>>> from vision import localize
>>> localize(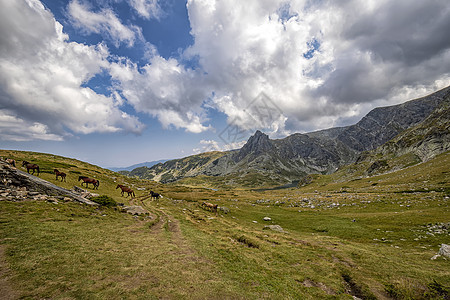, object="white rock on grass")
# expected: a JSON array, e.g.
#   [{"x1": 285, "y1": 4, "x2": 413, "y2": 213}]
[{"x1": 431, "y1": 244, "x2": 450, "y2": 260}]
